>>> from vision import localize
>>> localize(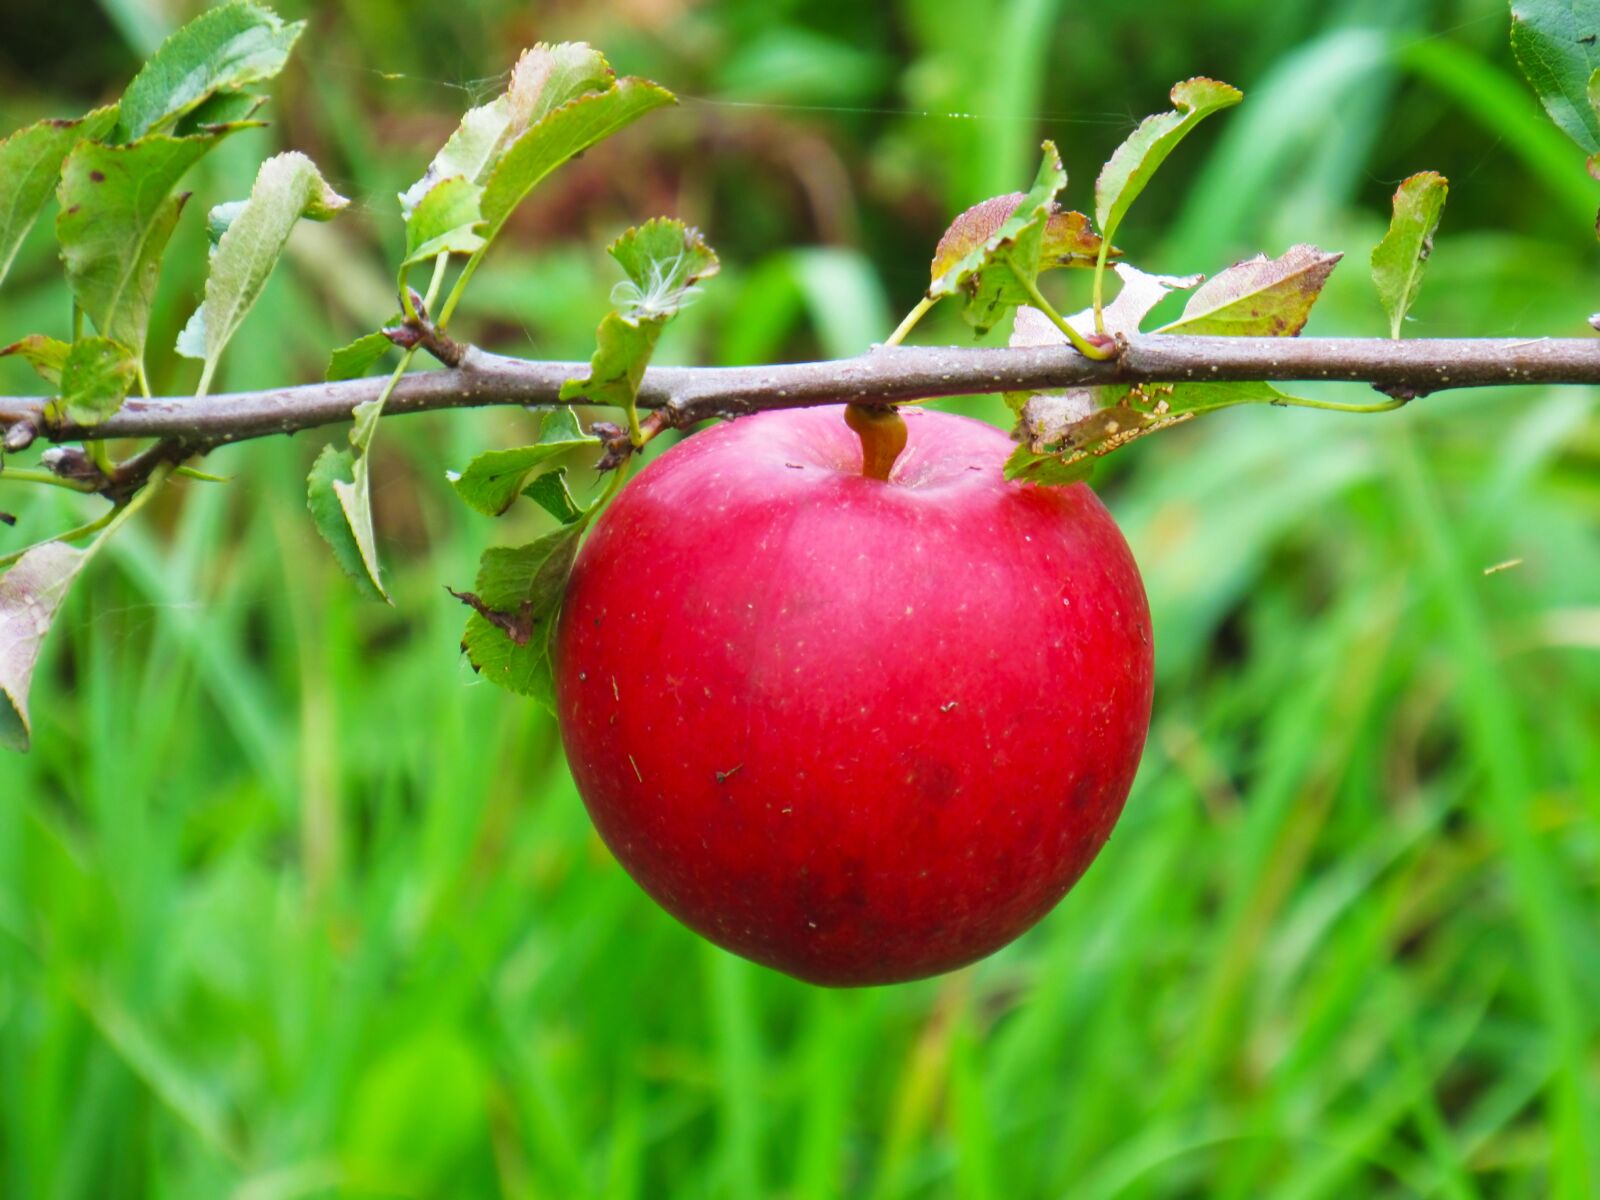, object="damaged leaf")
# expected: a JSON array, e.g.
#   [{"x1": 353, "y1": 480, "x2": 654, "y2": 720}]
[
  {"x1": 1007, "y1": 380, "x2": 1299, "y2": 483},
  {"x1": 929, "y1": 193, "x2": 1113, "y2": 282},
  {"x1": 1, "y1": 335, "x2": 72, "y2": 386},
  {"x1": 928, "y1": 142, "x2": 1068, "y2": 335},
  {"x1": 1157, "y1": 244, "x2": 1341, "y2": 336}
]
